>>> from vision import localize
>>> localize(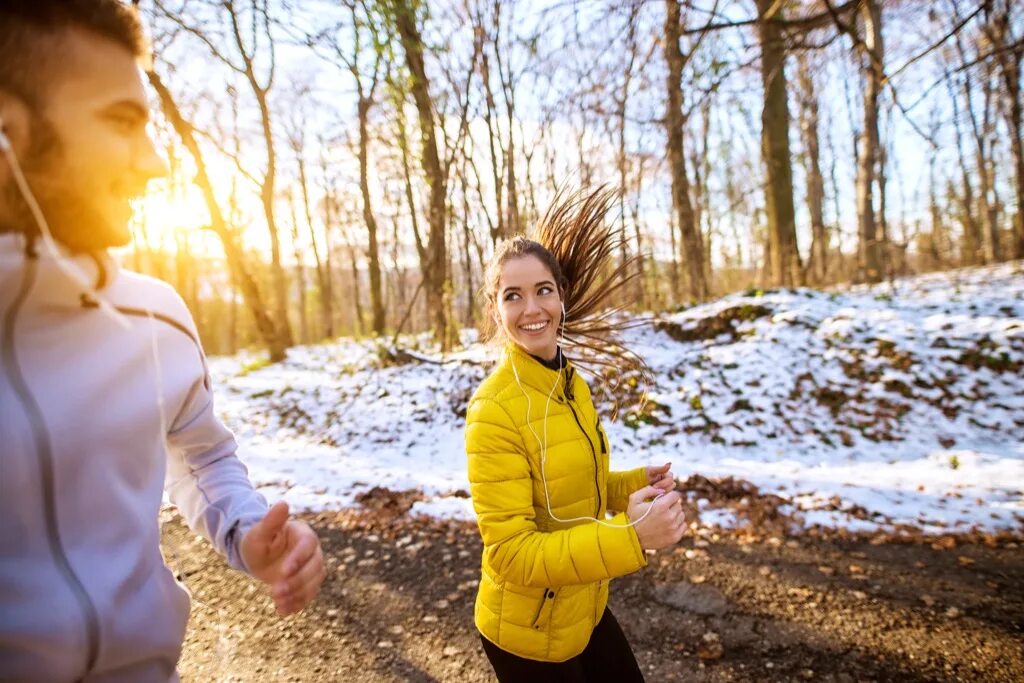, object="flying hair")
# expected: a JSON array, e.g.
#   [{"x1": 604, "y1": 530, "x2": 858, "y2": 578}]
[{"x1": 484, "y1": 186, "x2": 653, "y2": 409}]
